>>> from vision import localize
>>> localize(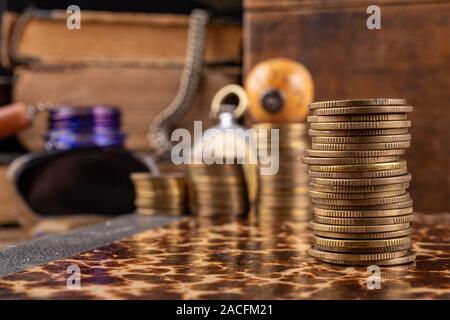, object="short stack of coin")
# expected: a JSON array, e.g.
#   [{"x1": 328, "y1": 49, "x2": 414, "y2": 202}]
[
  {"x1": 188, "y1": 163, "x2": 249, "y2": 217},
  {"x1": 253, "y1": 123, "x2": 311, "y2": 221},
  {"x1": 304, "y1": 99, "x2": 415, "y2": 266},
  {"x1": 130, "y1": 173, "x2": 189, "y2": 216}
]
